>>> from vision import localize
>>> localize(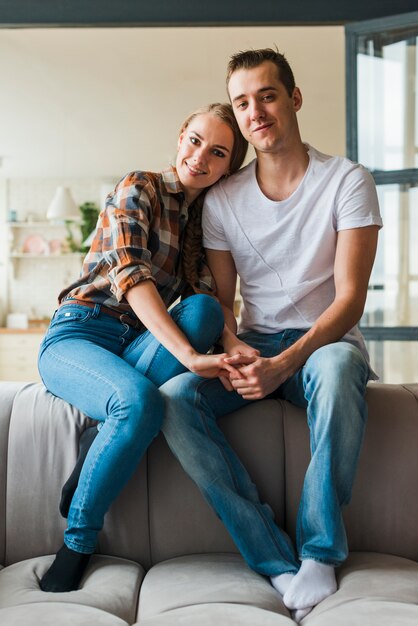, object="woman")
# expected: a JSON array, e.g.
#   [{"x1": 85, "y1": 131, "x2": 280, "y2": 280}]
[{"x1": 38, "y1": 103, "x2": 248, "y2": 593}]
